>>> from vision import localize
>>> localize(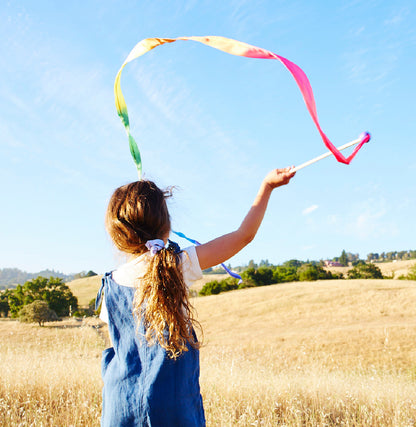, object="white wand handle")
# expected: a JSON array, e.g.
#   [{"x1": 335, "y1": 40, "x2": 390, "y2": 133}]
[{"x1": 292, "y1": 136, "x2": 365, "y2": 172}]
